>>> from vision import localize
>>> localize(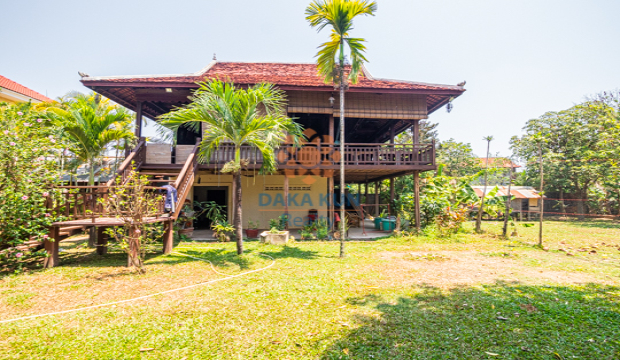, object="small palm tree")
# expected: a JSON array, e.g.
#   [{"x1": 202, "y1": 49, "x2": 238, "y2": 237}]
[
  {"x1": 306, "y1": 0, "x2": 377, "y2": 258},
  {"x1": 160, "y1": 80, "x2": 304, "y2": 255},
  {"x1": 48, "y1": 93, "x2": 135, "y2": 185},
  {"x1": 475, "y1": 135, "x2": 494, "y2": 233}
]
